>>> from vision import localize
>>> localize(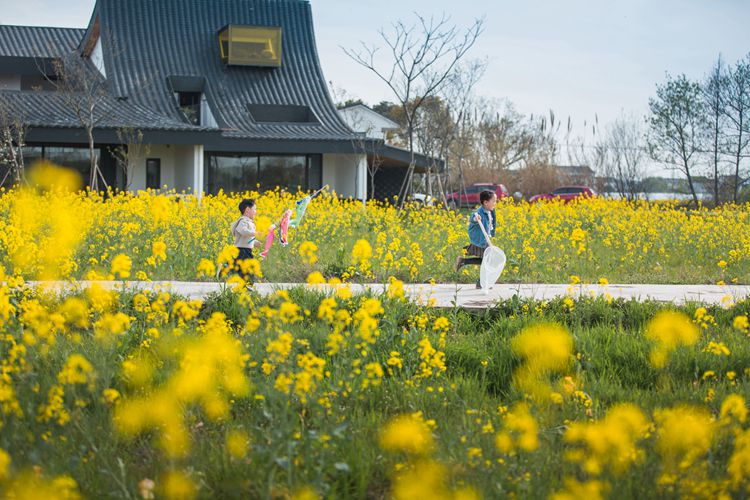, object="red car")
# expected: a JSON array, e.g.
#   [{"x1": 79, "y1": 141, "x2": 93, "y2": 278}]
[
  {"x1": 529, "y1": 186, "x2": 597, "y2": 203},
  {"x1": 445, "y1": 183, "x2": 508, "y2": 208}
]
